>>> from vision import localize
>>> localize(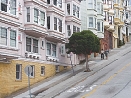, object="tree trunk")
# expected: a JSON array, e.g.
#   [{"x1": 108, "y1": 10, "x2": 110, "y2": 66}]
[{"x1": 85, "y1": 54, "x2": 91, "y2": 72}]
